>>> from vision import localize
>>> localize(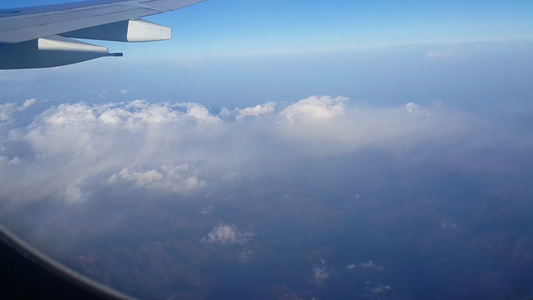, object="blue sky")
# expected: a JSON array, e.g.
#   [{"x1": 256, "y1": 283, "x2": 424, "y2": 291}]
[
  {"x1": 1, "y1": 0, "x2": 533, "y2": 109},
  {"x1": 4, "y1": 0, "x2": 533, "y2": 57}
]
